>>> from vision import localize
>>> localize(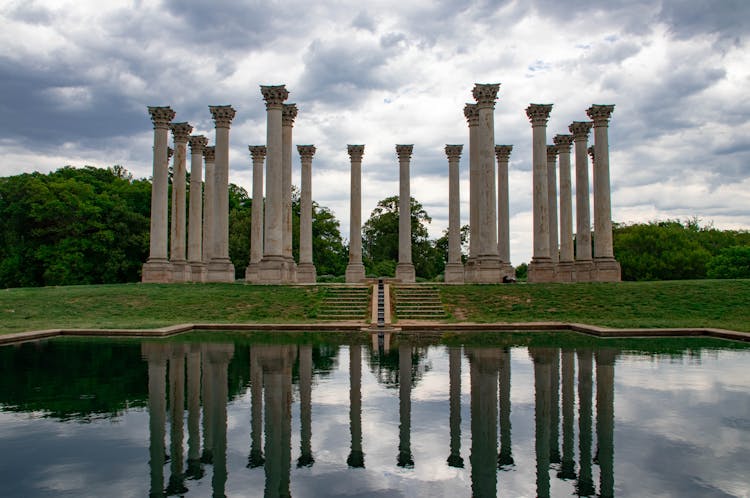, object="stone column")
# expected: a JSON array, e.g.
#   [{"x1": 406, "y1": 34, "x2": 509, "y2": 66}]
[
  {"x1": 569, "y1": 121, "x2": 593, "y2": 282},
  {"x1": 444, "y1": 145, "x2": 465, "y2": 284},
  {"x1": 463, "y1": 104, "x2": 479, "y2": 282},
  {"x1": 202, "y1": 146, "x2": 215, "y2": 265},
  {"x1": 596, "y1": 349, "x2": 617, "y2": 498},
  {"x1": 188, "y1": 135, "x2": 208, "y2": 282},
  {"x1": 586, "y1": 104, "x2": 621, "y2": 282},
  {"x1": 495, "y1": 145, "x2": 515, "y2": 277},
  {"x1": 576, "y1": 349, "x2": 595, "y2": 496},
  {"x1": 546, "y1": 145, "x2": 560, "y2": 268},
  {"x1": 470, "y1": 83, "x2": 502, "y2": 283},
  {"x1": 298, "y1": 344, "x2": 314, "y2": 467},
  {"x1": 558, "y1": 350, "x2": 576, "y2": 480},
  {"x1": 206, "y1": 105, "x2": 236, "y2": 282},
  {"x1": 167, "y1": 345, "x2": 187, "y2": 495},
  {"x1": 142, "y1": 106, "x2": 175, "y2": 283},
  {"x1": 397, "y1": 342, "x2": 413, "y2": 467},
  {"x1": 526, "y1": 104, "x2": 555, "y2": 282},
  {"x1": 467, "y1": 348, "x2": 500, "y2": 497},
  {"x1": 169, "y1": 122, "x2": 192, "y2": 282},
  {"x1": 447, "y1": 347, "x2": 463, "y2": 467},
  {"x1": 245, "y1": 146, "x2": 267, "y2": 282},
  {"x1": 345, "y1": 145, "x2": 366, "y2": 283},
  {"x1": 258, "y1": 85, "x2": 292, "y2": 283},
  {"x1": 395, "y1": 144, "x2": 416, "y2": 283},
  {"x1": 347, "y1": 344, "x2": 365, "y2": 468},
  {"x1": 282, "y1": 104, "x2": 298, "y2": 280},
  {"x1": 297, "y1": 145, "x2": 317, "y2": 283},
  {"x1": 553, "y1": 134, "x2": 575, "y2": 282}
]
